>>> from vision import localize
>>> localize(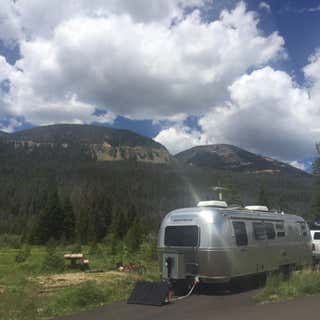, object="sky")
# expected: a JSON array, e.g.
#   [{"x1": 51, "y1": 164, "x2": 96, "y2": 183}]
[{"x1": 0, "y1": 0, "x2": 320, "y2": 170}]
